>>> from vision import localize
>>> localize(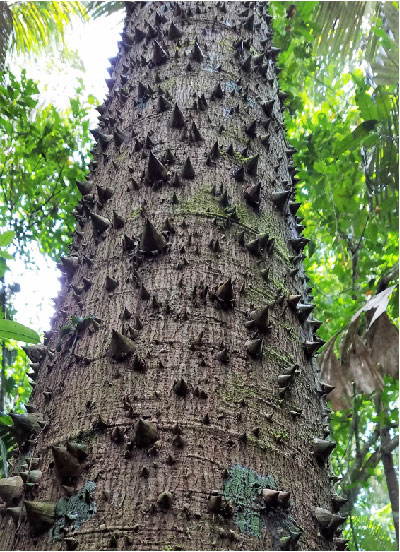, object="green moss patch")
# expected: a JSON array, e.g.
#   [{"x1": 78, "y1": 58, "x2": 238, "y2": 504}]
[{"x1": 51, "y1": 481, "x2": 97, "y2": 540}]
